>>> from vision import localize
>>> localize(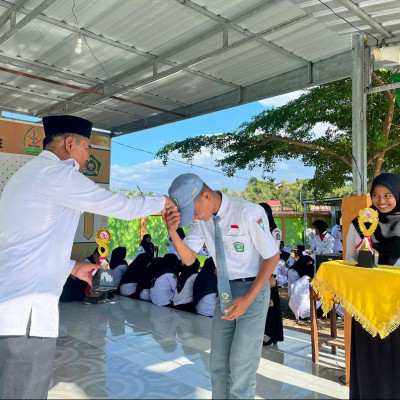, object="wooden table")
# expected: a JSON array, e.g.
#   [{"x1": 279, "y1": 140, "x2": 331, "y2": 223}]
[
  {"x1": 310, "y1": 260, "x2": 400, "y2": 388},
  {"x1": 309, "y1": 286, "x2": 351, "y2": 386}
]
